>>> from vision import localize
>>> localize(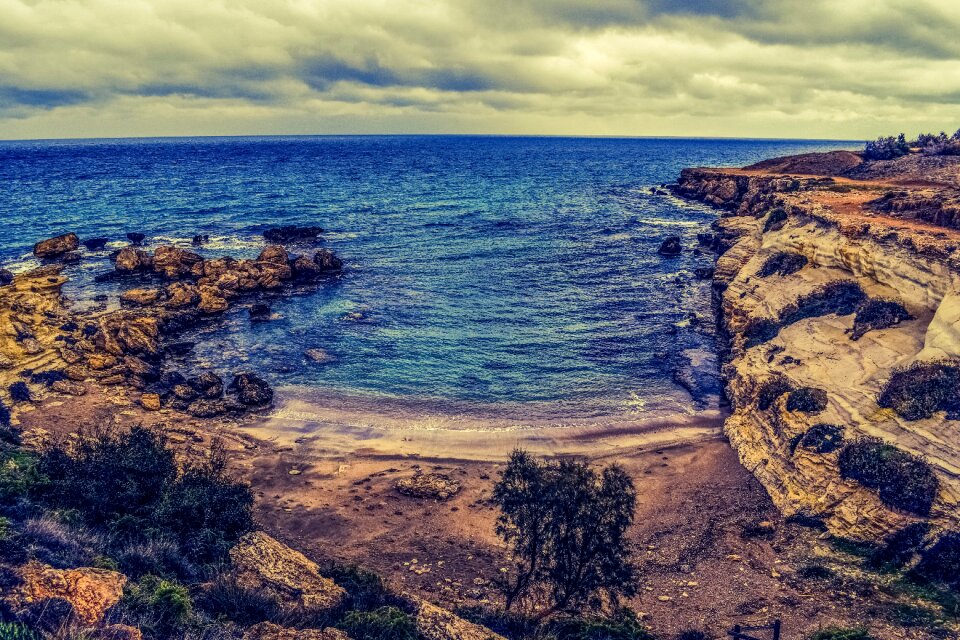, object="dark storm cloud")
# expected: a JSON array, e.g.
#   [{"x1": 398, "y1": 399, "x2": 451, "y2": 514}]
[{"x1": 0, "y1": 0, "x2": 958, "y2": 139}]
